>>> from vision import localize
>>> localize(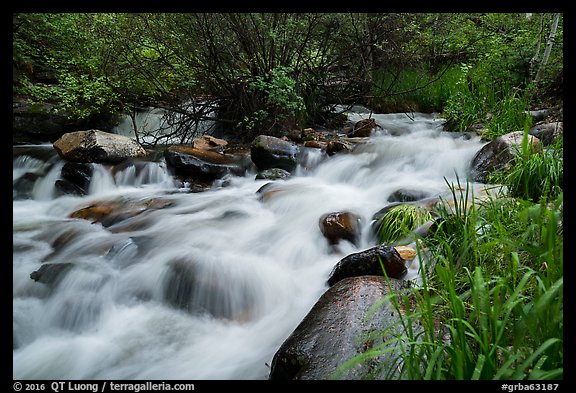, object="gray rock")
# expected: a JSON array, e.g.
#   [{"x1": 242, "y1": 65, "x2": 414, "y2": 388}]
[
  {"x1": 387, "y1": 188, "x2": 431, "y2": 203},
  {"x1": 469, "y1": 131, "x2": 540, "y2": 183},
  {"x1": 250, "y1": 135, "x2": 300, "y2": 172},
  {"x1": 527, "y1": 109, "x2": 549, "y2": 122},
  {"x1": 529, "y1": 122, "x2": 563, "y2": 146}
]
